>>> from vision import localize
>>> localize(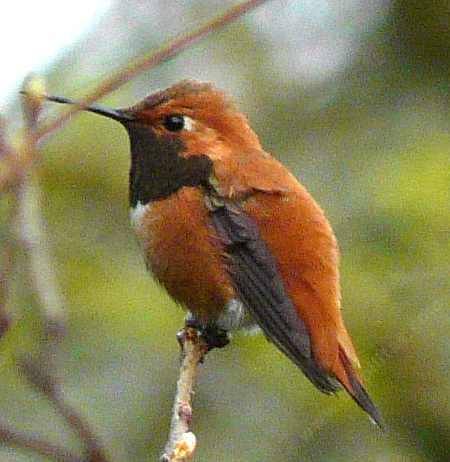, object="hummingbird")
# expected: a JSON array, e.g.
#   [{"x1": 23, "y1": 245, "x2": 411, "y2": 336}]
[{"x1": 46, "y1": 80, "x2": 382, "y2": 427}]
